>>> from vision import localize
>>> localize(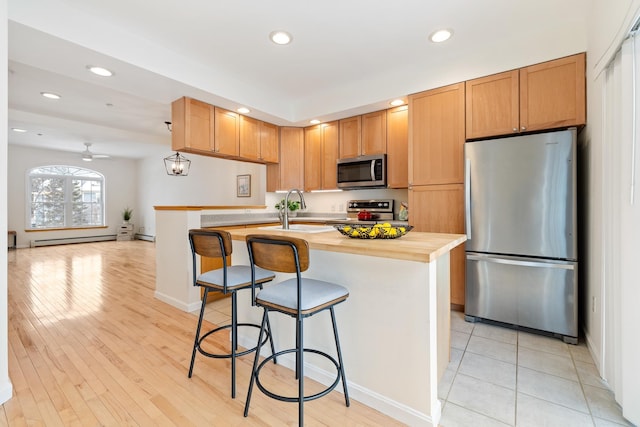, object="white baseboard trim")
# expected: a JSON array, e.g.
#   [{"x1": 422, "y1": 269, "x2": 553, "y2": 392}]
[
  {"x1": 237, "y1": 335, "x2": 438, "y2": 427},
  {"x1": 154, "y1": 291, "x2": 201, "y2": 313},
  {"x1": 0, "y1": 380, "x2": 13, "y2": 405}
]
